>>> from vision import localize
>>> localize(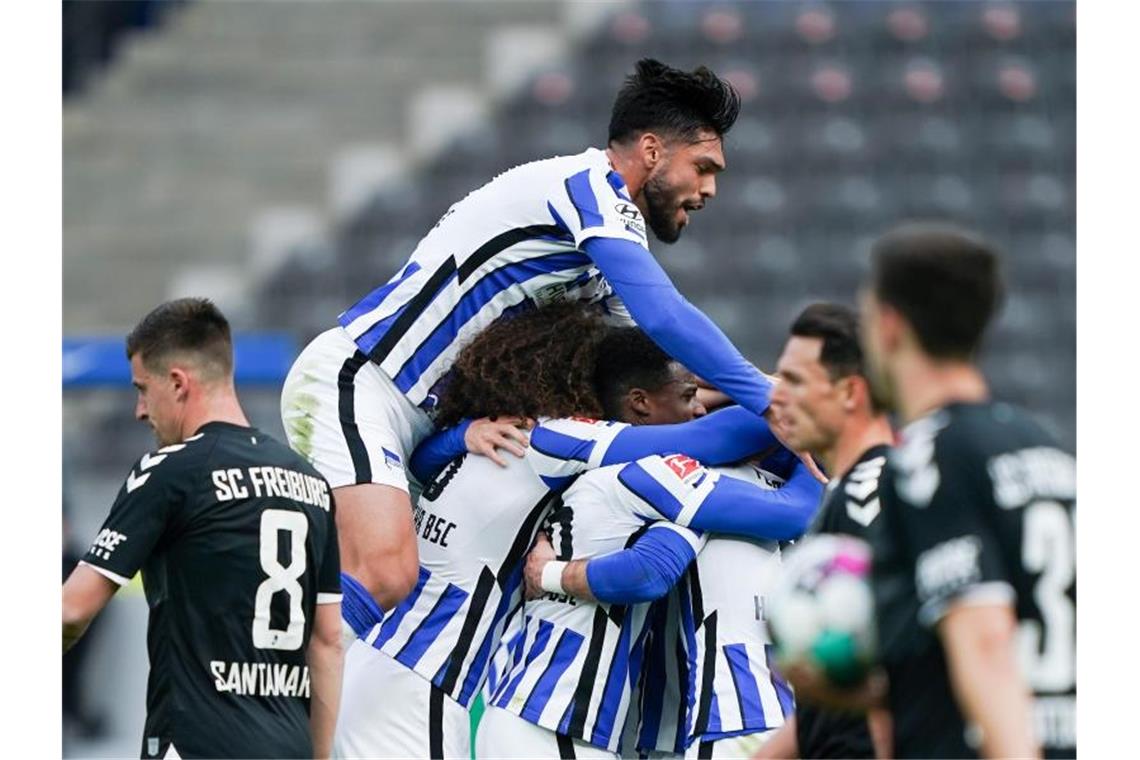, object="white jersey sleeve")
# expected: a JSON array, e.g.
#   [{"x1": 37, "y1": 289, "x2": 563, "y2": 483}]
[
  {"x1": 546, "y1": 161, "x2": 650, "y2": 250},
  {"x1": 525, "y1": 416, "x2": 630, "y2": 481},
  {"x1": 615, "y1": 454, "x2": 723, "y2": 528}
]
